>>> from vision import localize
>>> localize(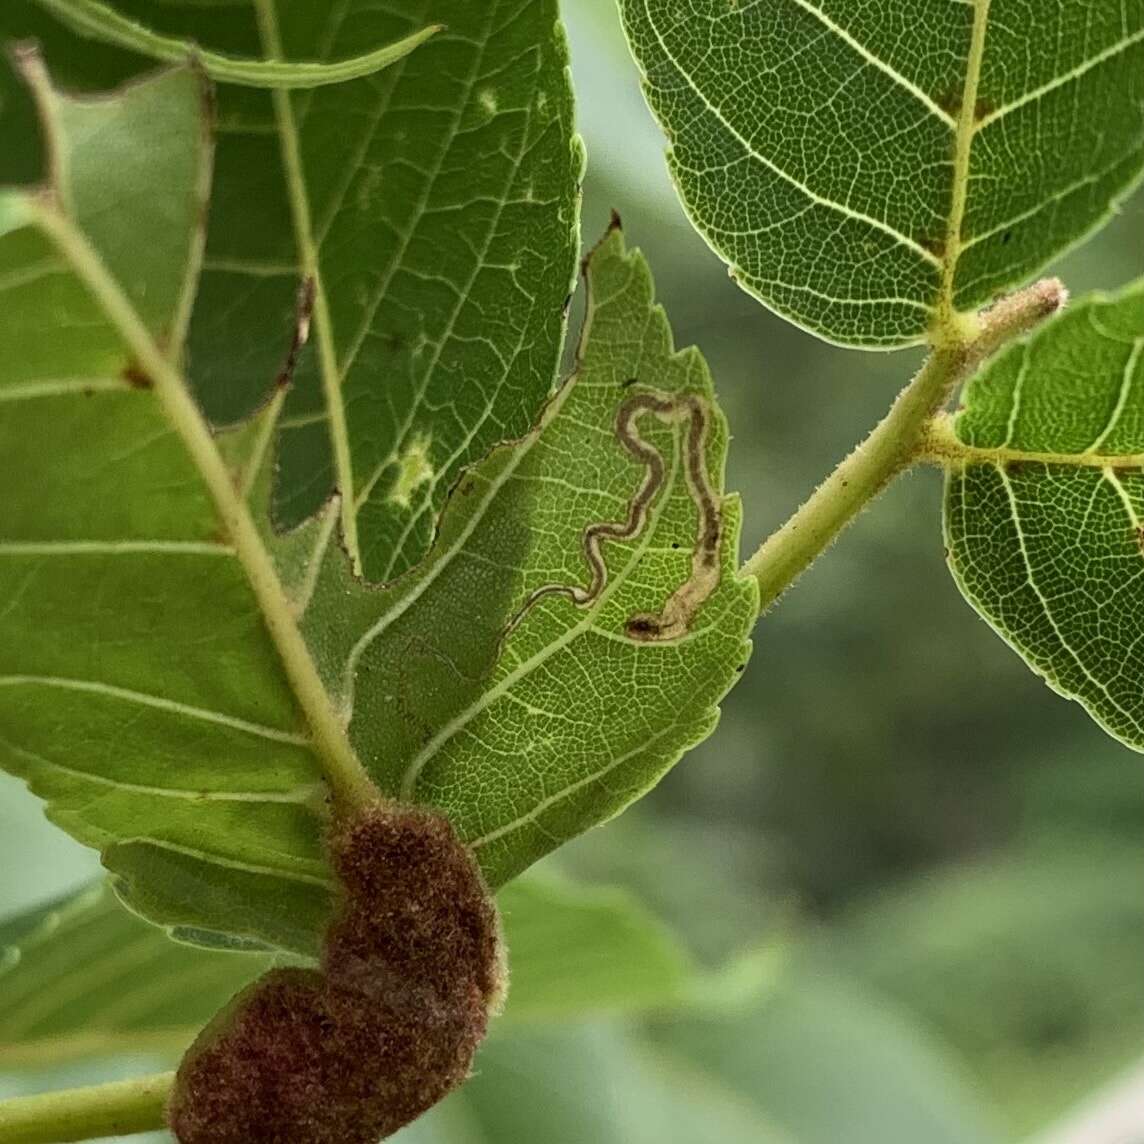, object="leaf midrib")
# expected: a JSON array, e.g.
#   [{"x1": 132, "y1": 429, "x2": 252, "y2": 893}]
[
  {"x1": 23, "y1": 191, "x2": 374, "y2": 812},
  {"x1": 641, "y1": 0, "x2": 1121, "y2": 343},
  {"x1": 934, "y1": 0, "x2": 990, "y2": 339},
  {"x1": 256, "y1": 0, "x2": 511, "y2": 585},
  {"x1": 924, "y1": 329, "x2": 1144, "y2": 466}
]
